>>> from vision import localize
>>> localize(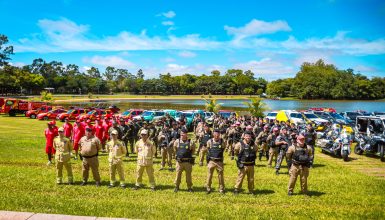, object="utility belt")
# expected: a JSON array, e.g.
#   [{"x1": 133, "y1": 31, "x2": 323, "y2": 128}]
[
  {"x1": 292, "y1": 160, "x2": 310, "y2": 167},
  {"x1": 176, "y1": 157, "x2": 195, "y2": 164},
  {"x1": 81, "y1": 153, "x2": 98, "y2": 159},
  {"x1": 209, "y1": 157, "x2": 223, "y2": 162}
]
